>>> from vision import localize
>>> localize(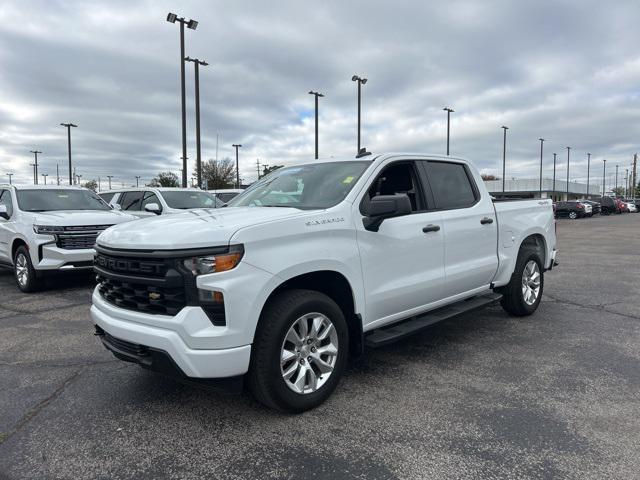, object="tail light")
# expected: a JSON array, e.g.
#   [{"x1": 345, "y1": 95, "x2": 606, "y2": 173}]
[{"x1": 576, "y1": 203, "x2": 584, "y2": 209}]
